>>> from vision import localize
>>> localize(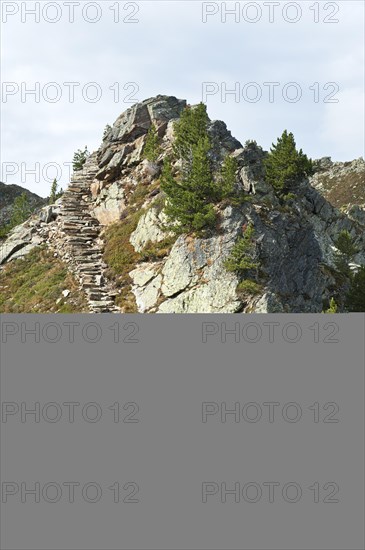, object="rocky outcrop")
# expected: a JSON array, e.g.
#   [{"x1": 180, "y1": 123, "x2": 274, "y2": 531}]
[
  {"x1": 1, "y1": 95, "x2": 364, "y2": 313},
  {"x1": 310, "y1": 157, "x2": 365, "y2": 209},
  {"x1": 0, "y1": 204, "x2": 59, "y2": 265}
]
